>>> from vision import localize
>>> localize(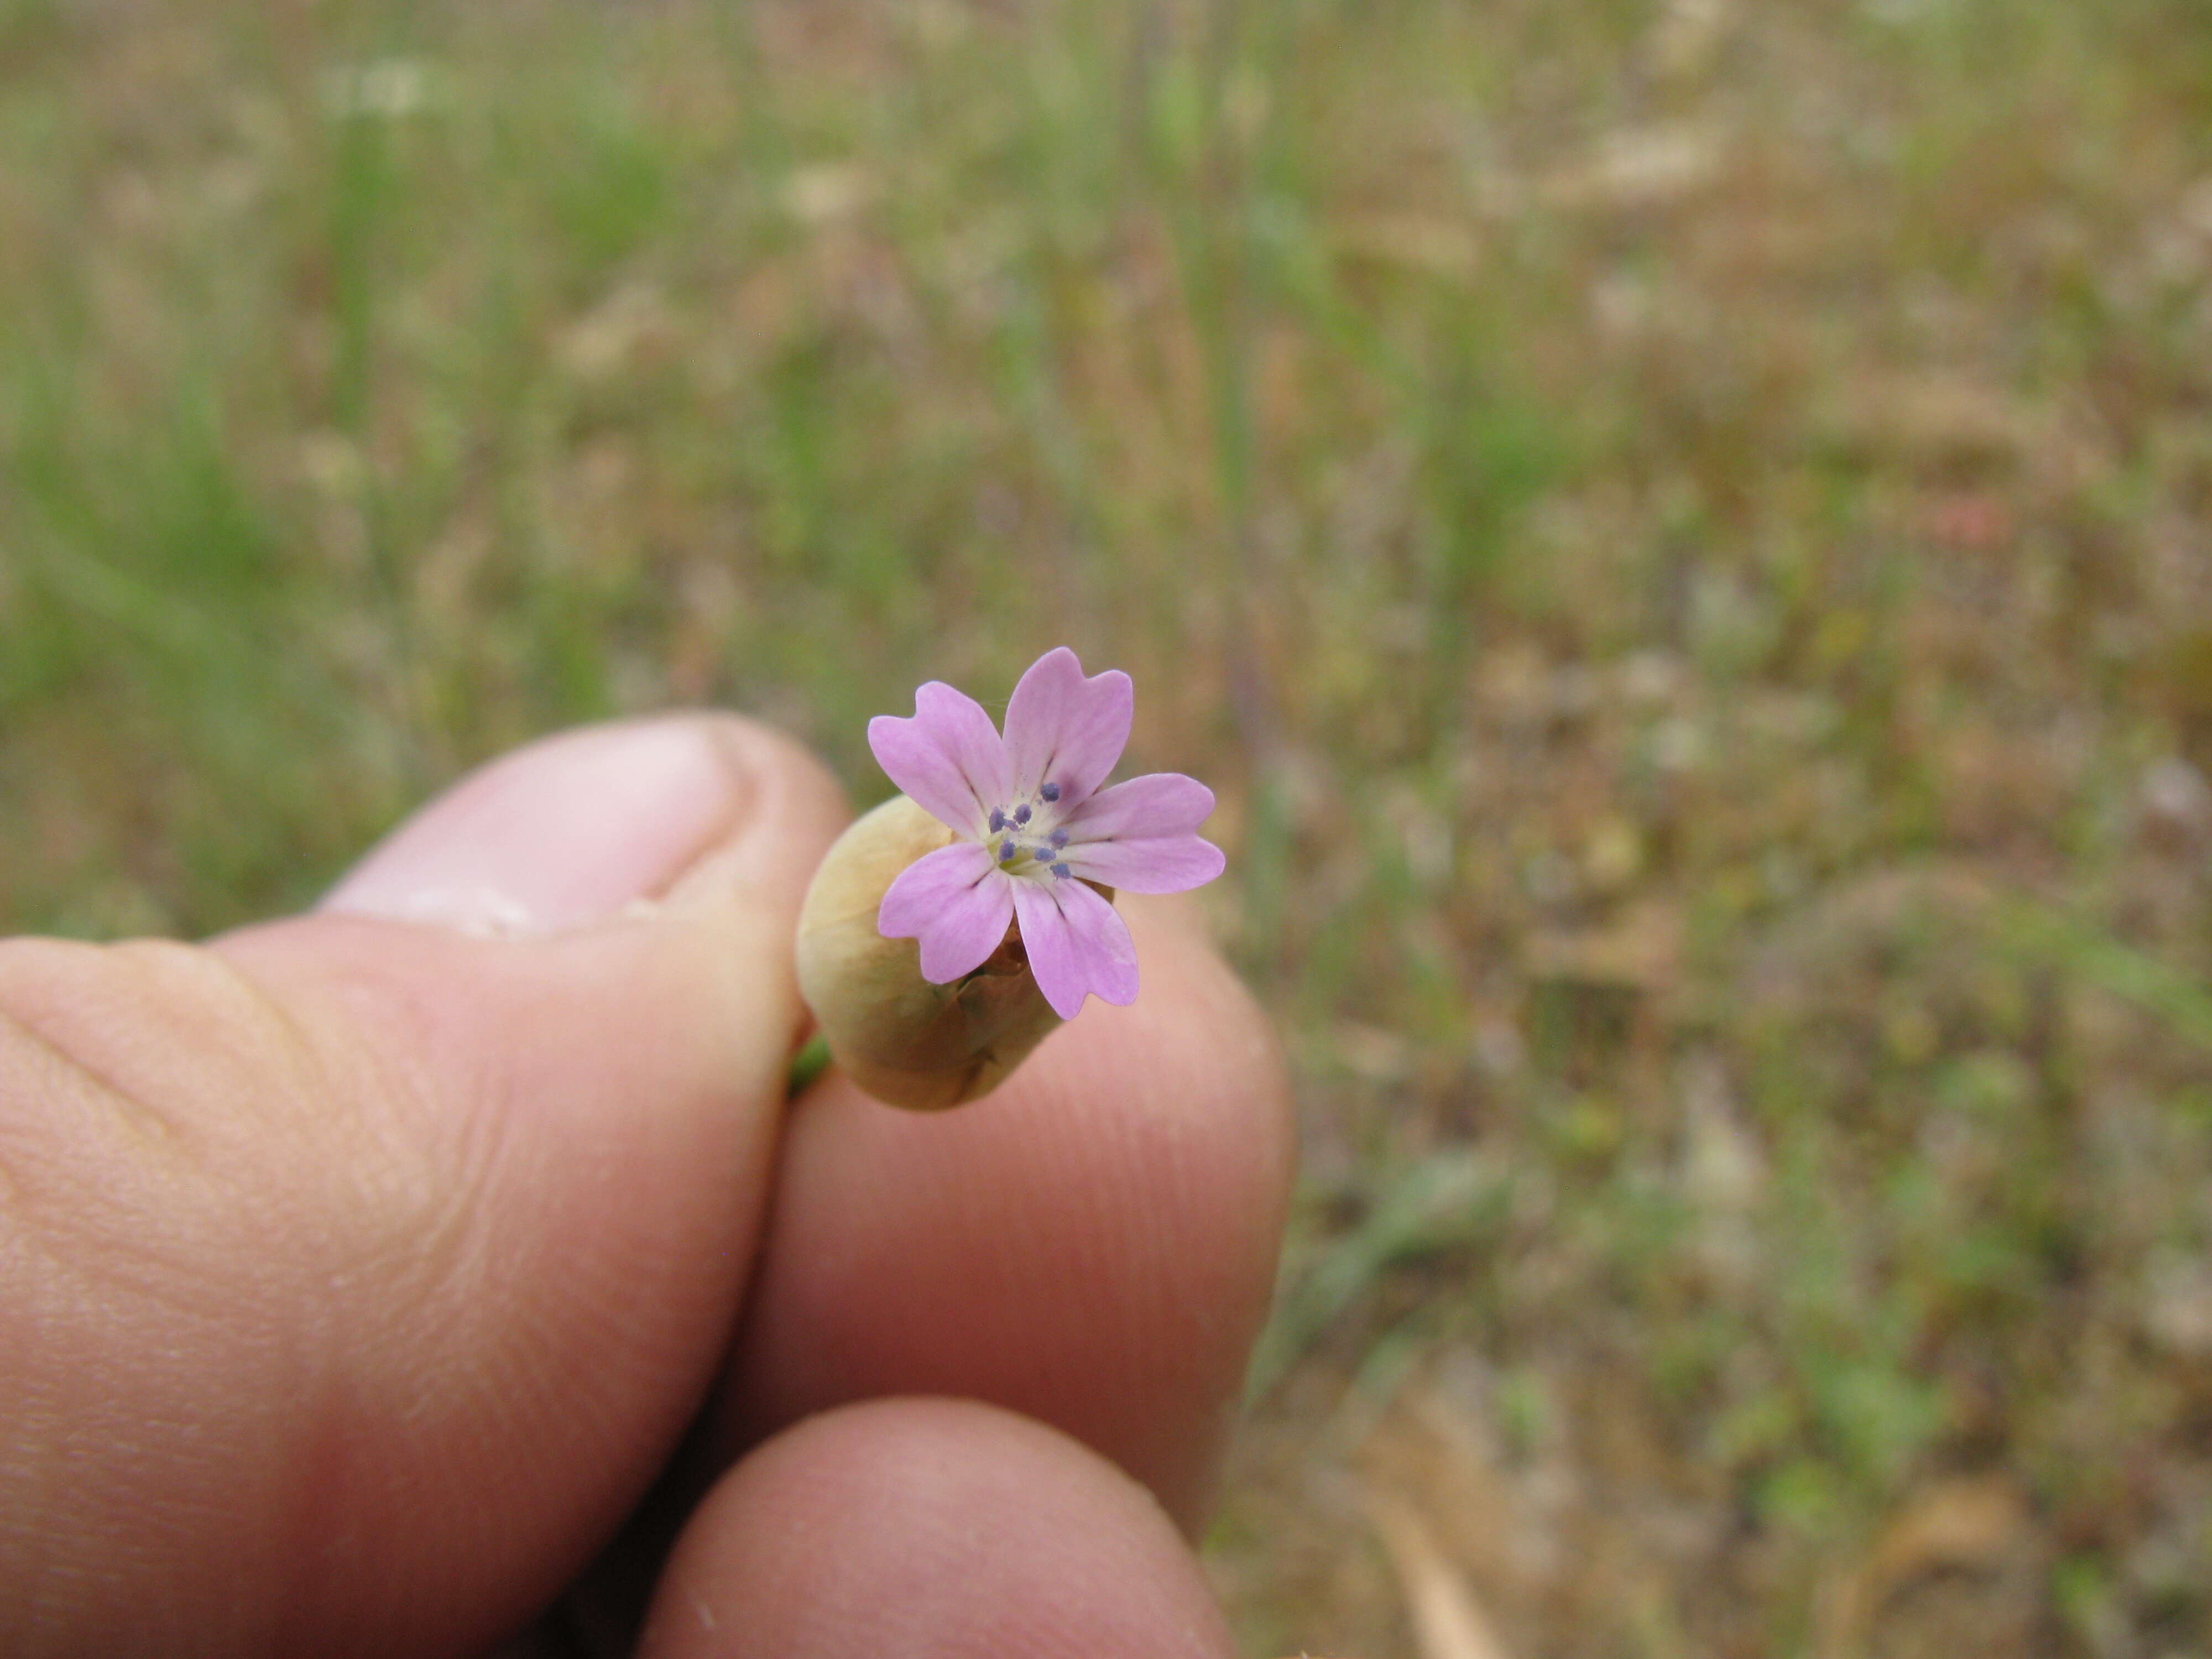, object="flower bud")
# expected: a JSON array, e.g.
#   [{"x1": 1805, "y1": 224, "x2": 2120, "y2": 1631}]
[{"x1": 795, "y1": 794, "x2": 1067, "y2": 1110}]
